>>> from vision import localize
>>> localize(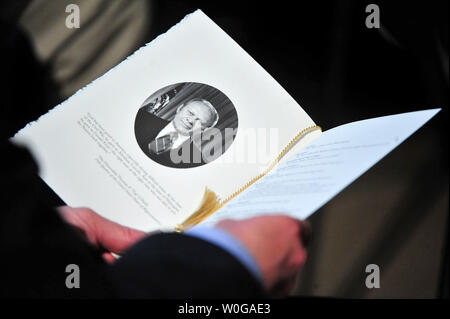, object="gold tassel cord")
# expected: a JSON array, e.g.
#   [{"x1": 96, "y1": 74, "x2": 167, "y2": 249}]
[
  {"x1": 175, "y1": 125, "x2": 322, "y2": 232},
  {"x1": 174, "y1": 188, "x2": 220, "y2": 232}
]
